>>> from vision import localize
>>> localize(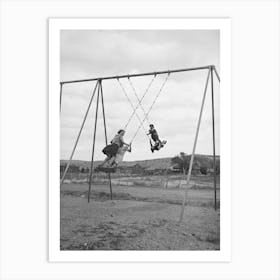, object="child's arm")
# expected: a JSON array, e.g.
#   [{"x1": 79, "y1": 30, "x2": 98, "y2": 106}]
[
  {"x1": 123, "y1": 141, "x2": 132, "y2": 148},
  {"x1": 120, "y1": 136, "x2": 130, "y2": 147},
  {"x1": 127, "y1": 143, "x2": 132, "y2": 152}
]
